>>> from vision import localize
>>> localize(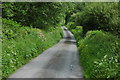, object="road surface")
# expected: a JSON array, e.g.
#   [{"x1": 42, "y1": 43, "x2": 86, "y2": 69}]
[{"x1": 9, "y1": 26, "x2": 83, "y2": 78}]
